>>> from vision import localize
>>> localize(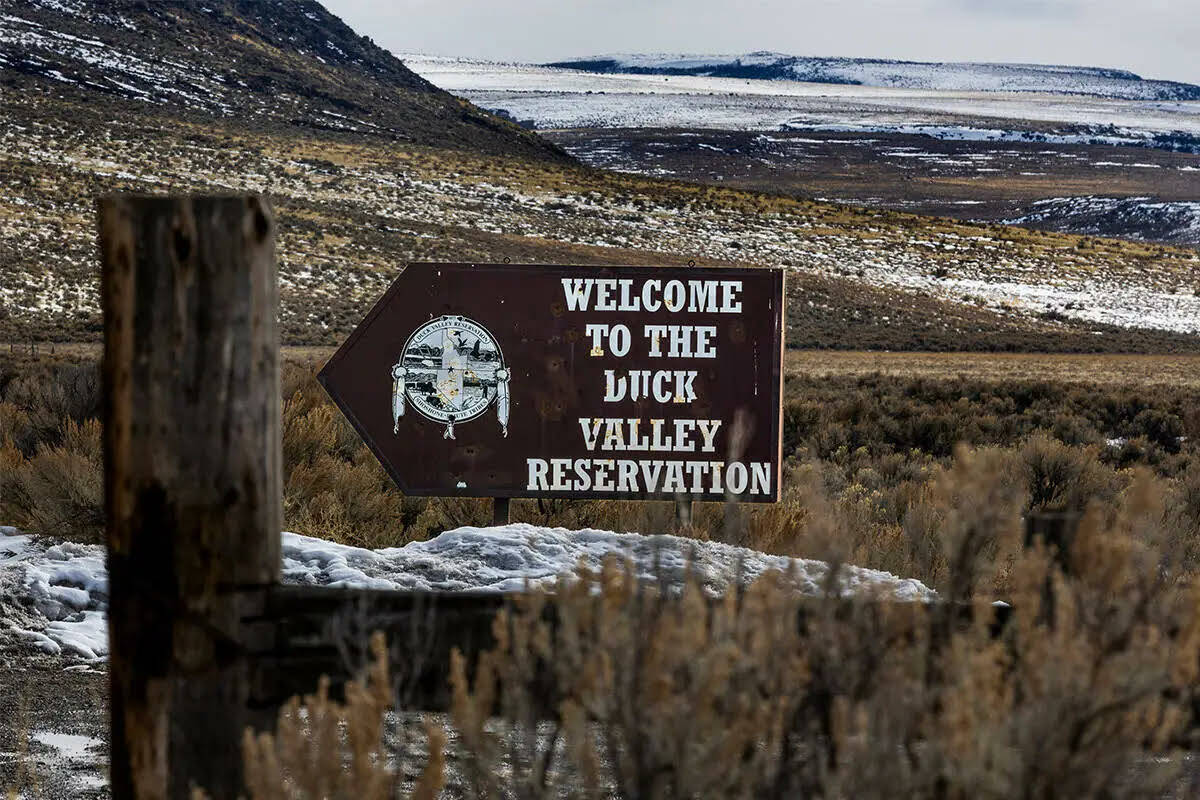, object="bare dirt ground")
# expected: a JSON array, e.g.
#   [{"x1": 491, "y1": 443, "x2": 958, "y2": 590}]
[{"x1": 0, "y1": 658, "x2": 108, "y2": 799}]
